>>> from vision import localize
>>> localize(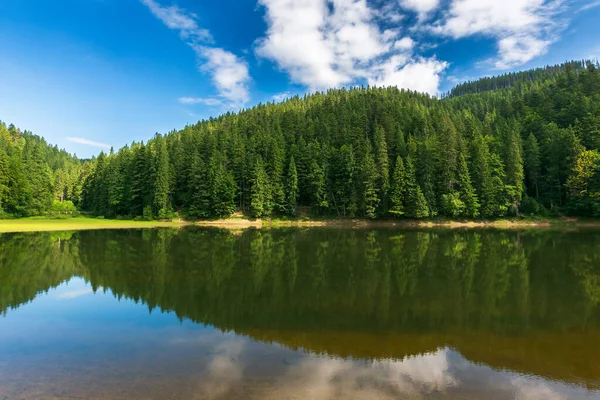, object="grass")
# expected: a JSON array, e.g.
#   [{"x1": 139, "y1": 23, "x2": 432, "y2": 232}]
[{"x1": 0, "y1": 216, "x2": 187, "y2": 233}]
